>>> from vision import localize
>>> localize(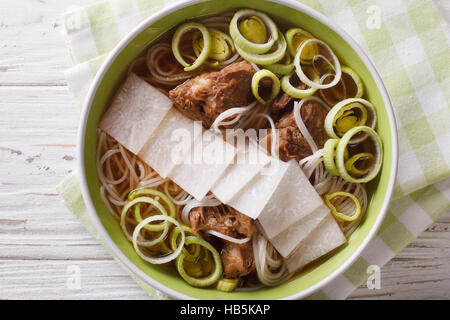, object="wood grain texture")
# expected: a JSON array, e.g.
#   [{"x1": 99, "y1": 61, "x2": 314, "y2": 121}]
[{"x1": 0, "y1": 0, "x2": 449, "y2": 300}]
